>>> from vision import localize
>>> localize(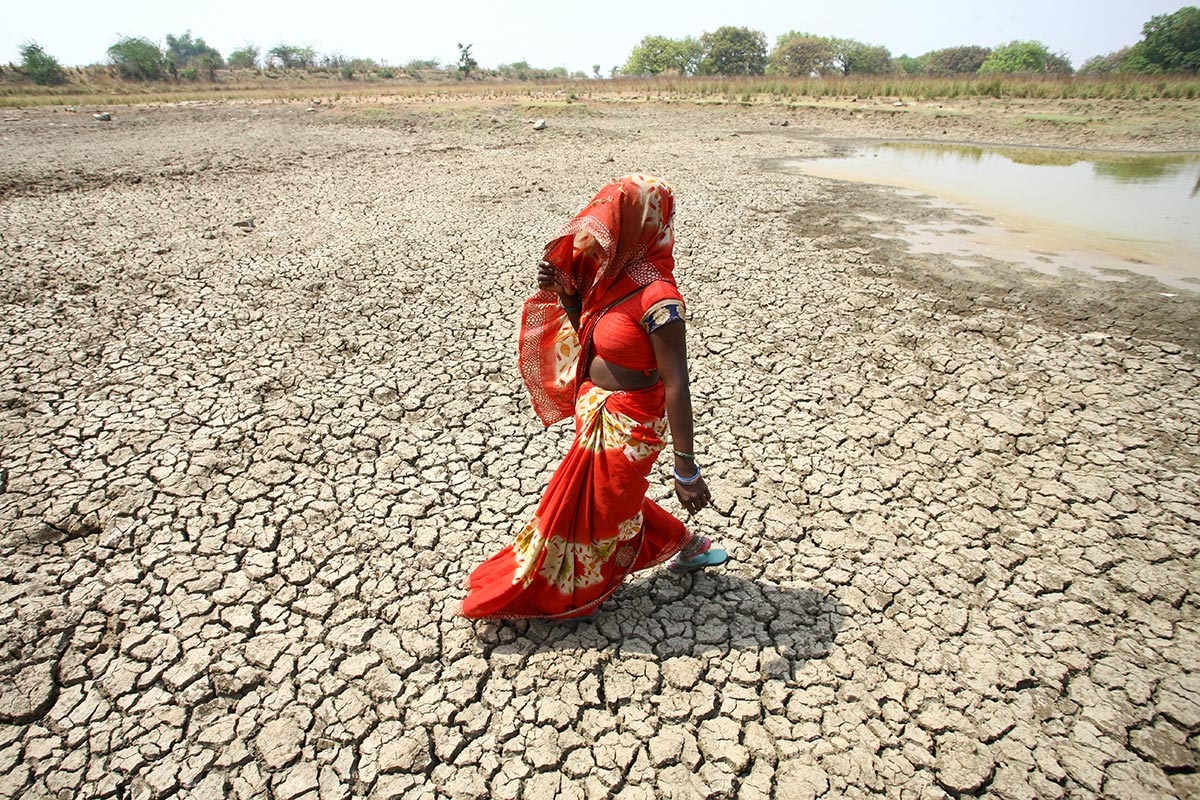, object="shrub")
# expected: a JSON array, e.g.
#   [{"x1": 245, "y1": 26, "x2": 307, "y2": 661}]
[
  {"x1": 923, "y1": 46, "x2": 991, "y2": 76},
  {"x1": 266, "y1": 44, "x2": 316, "y2": 69},
  {"x1": 227, "y1": 45, "x2": 260, "y2": 70},
  {"x1": 404, "y1": 58, "x2": 440, "y2": 72},
  {"x1": 1079, "y1": 49, "x2": 1128, "y2": 76},
  {"x1": 165, "y1": 32, "x2": 222, "y2": 70},
  {"x1": 978, "y1": 41, "x2": 1072, "y2": 75},
  {"x1": 896, "y1": 54, "x2": 928, "y2": 76},
  {"x1": 20, "y1": 41, "x2": 67, "y2": 85},
  {"x1": 108, "y1": 36, "x2": 165, "y2": 81}
]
